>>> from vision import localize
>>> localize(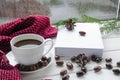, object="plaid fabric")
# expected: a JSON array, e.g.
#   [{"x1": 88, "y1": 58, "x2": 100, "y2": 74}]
[
  {"x1": 0, "y1": 15, "x2": 58, "y2": 53},
  {"x1": 0, "y1": 50, "x2": 22, "y2": 80}
]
